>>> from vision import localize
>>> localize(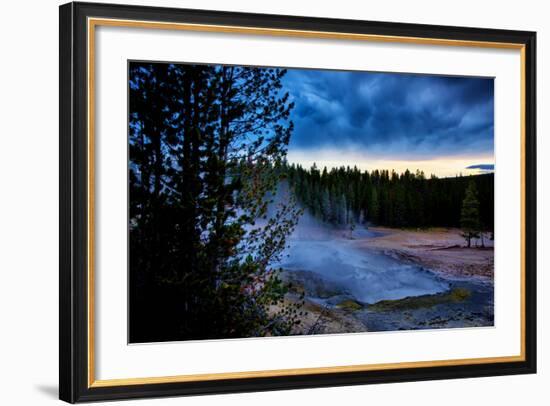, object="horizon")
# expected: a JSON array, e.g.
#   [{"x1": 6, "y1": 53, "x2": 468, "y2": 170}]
[
  {"x1": 282, "y1": 69, "x2": 494, "y2": 178},
  {"x1": 285, "y1": 159, "x2": 494, "y2": 179}
]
